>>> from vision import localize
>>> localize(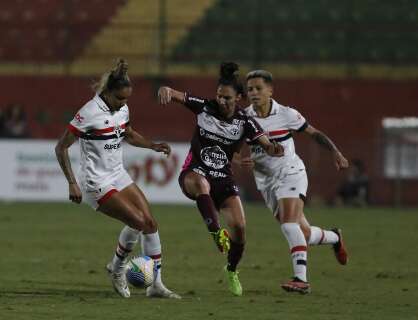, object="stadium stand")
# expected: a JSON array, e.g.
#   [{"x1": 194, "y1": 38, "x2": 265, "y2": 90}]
[
  {"x1": 171, "y1": 0, "x2": 418, "y2": 65},
  {"x1": 72, "y1": 0, "x2": 215, "y2": 74},
  {"x1": 0, "y1": 0, "x2": 125, "y2": 63}
]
